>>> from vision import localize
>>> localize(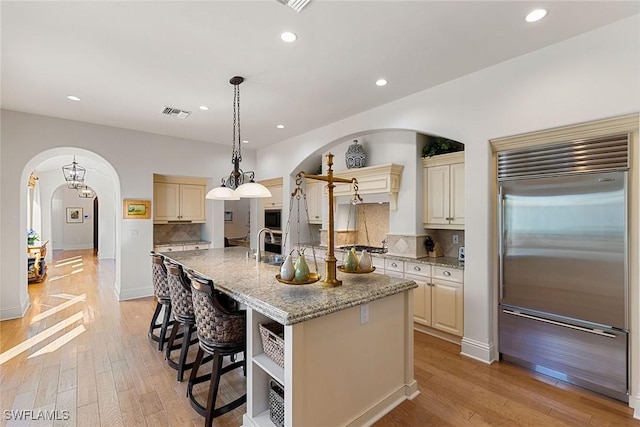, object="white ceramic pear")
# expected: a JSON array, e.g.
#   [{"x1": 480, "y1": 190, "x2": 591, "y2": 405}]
[
  {"x1": 358, "y1": 249, "x2": 372, "y2": 272},
  {"x1": 280, "y1": 254, "x2": 295, "y2": 281}
]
